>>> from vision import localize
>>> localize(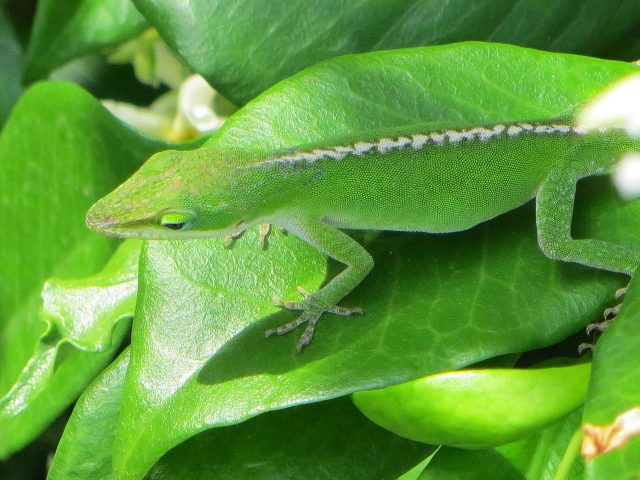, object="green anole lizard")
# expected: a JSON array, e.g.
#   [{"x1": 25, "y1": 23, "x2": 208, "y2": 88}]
[{"x1": 86, "y1": 119, "x2": 640, "y2": 351}]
